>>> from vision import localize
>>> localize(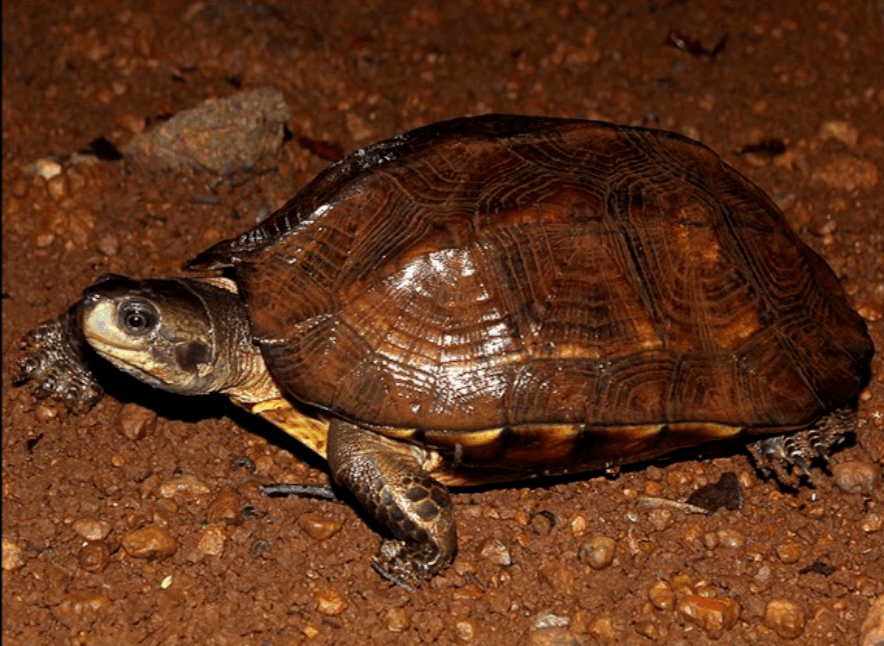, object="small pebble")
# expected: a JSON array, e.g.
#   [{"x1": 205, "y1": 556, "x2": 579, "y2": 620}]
[
  {"x1": 776, "y1": 542, "x2": 803, "y2": 563},
  {"x1": 647, "y1": 507, "x2": 674, "y2": 531},
  {"x1": 35, "y1": 233, "x2": 55, "y2": 249},
  {"x1": 455, "y1": 620, "x2": 474, "y2": 642},
  {"x1": 98, "y1": 234, "x2": 120, "y2": 256},
  {"x1": 519, "y1": 612, "x2": 577, "y2": 646},
  {"x1": 763, "y1": 598, "x2": 807, "y2": 640},
  {"x1": 633, "y1": 620, "x2": 661, "y2": 640},
  {"x1": 117, "y1": 403, "x2": 157, "y2": 441},
  {"x1": 479, "y1": 536, "x2": 512, "y2": 567},
  {"x1": 157, "y1": 474, "x2": 211, "y2": 499},
  {"x1": 819, "y1": 120, "x2": 859, "y2": 147},
  {"x1": 856, "y1": 300, "x2": 884, "y2": 323},
  {"x1": 252, "y1": 454, "x2": 275, "y2": 474},
  {"x1": 569, "y1": 514, "x2": 587, "y2": 537},
  {"x1": 452, "y1": 584, "x2": 484, "y2": 601},
  {"x1": 77, "y1": 540, "x2": 111, "y2": 573},
  {"x1": 2, "y1": 538, "x2": 25, "y2": 571},
  {"x1": 677, "y1": 595, "x2": 740, "y2": 639},
  {"x1": 588, "y1": 616, "x2": 616, "y2": 642},
  {"x1": 297, "y1": 512, "x2": 343, "y2": 541},
  {"x1": 385, "y1": 607, "x2": 411, "y2": 632},
  {"x1": 703, "y1": 531, "x2": 719, "y2": 550},
  {"x1": 578, "y1": 535, "x2": 616, "y2": 570},
  {"x1": 72, "y1": 517, "x2": 112, "y2": 541},
  {"x1": 29, "y1": 157, "x2": 63, "y2": 180},
  {"x1": 45, "y1": 174, "x2": 68, "y2": 202},
  {"x1": 861, "y1": 512, "x2": 883, "y2": 533},
  {"x1": 832, "y1": 461, "x2": 880, "y2": 495},
  {"x1": 121, "y1": 526, "x2": 178, "y2": 559},
  {"x1": 302, "y1": 625, "x2": 320, "y2": 639},
  {"x1": 754, "y1": 564, "x2": 772, "y2": 585},
  {"x1": 207, "y1": 489, "x2": 241, "y2": 524},
  {"x1": 197, "y1": 524, "x2": 227, "y2": 557},
  {"x1": 315, "y1": 588, "x2": 348, "y2": 615},
  {"x1": 648, "y1": 580, "x2": 676, "y2": 611},
  {"x1": 52, "y1": 590, "x2": 112, "y2": 625},
  {"x1": 715, "y1": 528, "x2": 745, "y2": 549},
  {"x1": 861, "y1": 595, "x2": 884, "y2": 646},
  {"x1": 33, "y1": 404, "x2": 57, "y2": 424},
  {"x1": 670, "y1": 573, "x2": 695, "y2": 597}
]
